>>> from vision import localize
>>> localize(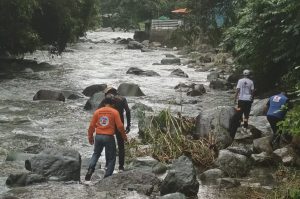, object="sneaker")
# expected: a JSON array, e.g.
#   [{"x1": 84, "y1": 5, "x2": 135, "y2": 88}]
[{"x1": 85, "y1": 169, "x2": 93, "y2": 181}]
